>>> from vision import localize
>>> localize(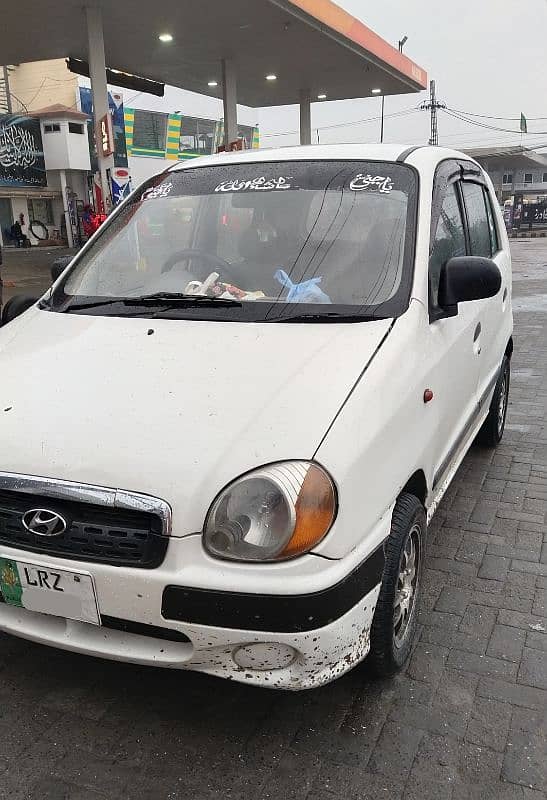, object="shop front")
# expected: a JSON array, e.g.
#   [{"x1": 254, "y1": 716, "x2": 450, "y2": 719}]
[
  {"x1": 0, "y1": 113, "x2": 61, "y2": 246},
  {"x1": 0, "y1": 188, "x2": 63, "y2": 248}
]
